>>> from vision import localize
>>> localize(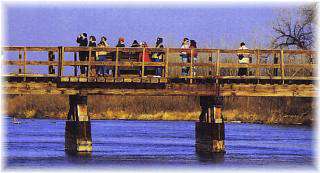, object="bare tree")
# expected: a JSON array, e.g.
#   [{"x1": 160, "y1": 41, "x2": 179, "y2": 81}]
[{"x1": 272, "y1": 4, "x2": 316, "y2": 50}]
